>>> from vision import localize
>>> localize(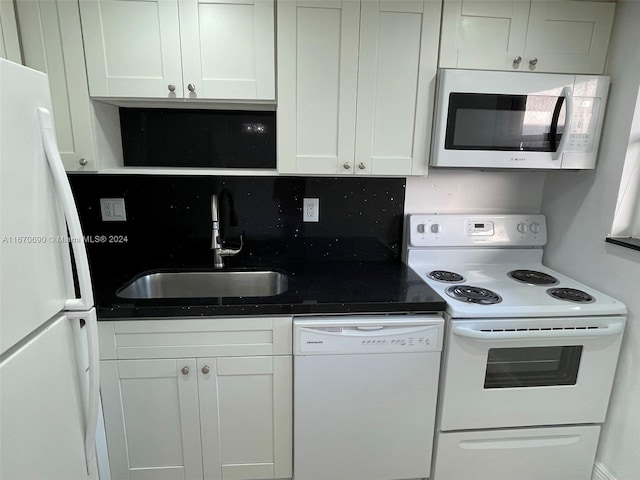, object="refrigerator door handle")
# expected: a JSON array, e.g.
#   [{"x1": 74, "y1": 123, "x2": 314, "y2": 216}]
[
  {"x1": 68, "y1": 309, "x2": 100, "y2": 475},
  {"x1": 37, "y1": 108, "x2": 94, "y2": 310}
]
